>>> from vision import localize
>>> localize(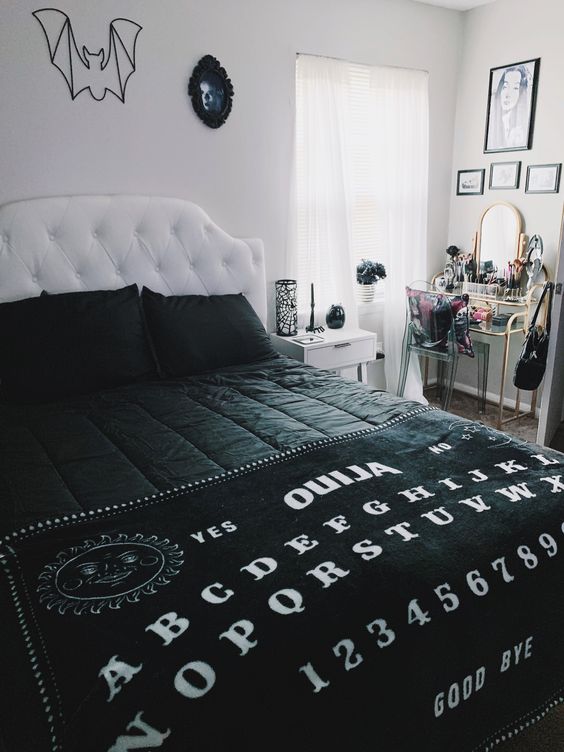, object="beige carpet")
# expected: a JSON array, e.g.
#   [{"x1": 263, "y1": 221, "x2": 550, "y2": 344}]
[
  {"x1": 425, "y1": 388, "x2": 538, "y2": 443},
  {"x1": 425, "y1": 388, "x2": 564, "y2": 453}
]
